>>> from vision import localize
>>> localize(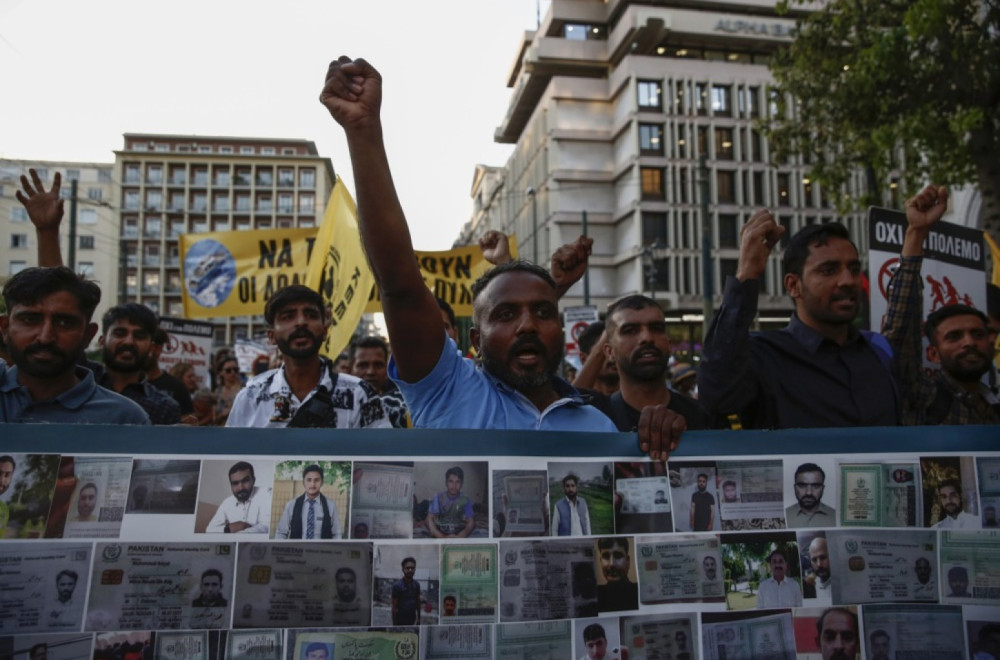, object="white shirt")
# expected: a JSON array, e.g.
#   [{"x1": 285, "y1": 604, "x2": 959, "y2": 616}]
[
  {"x1": 206, "y1": 486, "x2": 271, "y2": 534},
  {"x1": 550, "y1": 497, "x2": 590, "y2": 536},
  {"x1": 756, "y1": 576, "x2": 803, "y2": 608},
  {"x1": 226, "y1": 359, "x2": 391, "y2": 429},
  {"x1": 933, "y1": 511, "x2": 980, "y2": 529}
]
